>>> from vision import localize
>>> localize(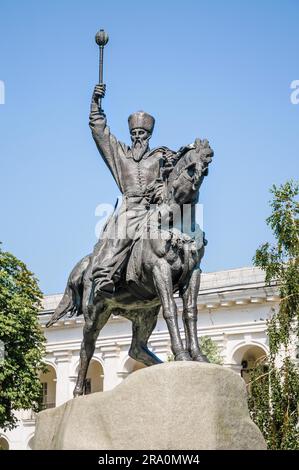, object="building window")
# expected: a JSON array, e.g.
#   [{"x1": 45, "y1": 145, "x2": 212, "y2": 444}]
[
  {"x1": 40, "y1": 382, "x2": 55, "y2": 409},
  {"x1": 41, "y1": 382, "x2": 48, "y2": 405}
]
